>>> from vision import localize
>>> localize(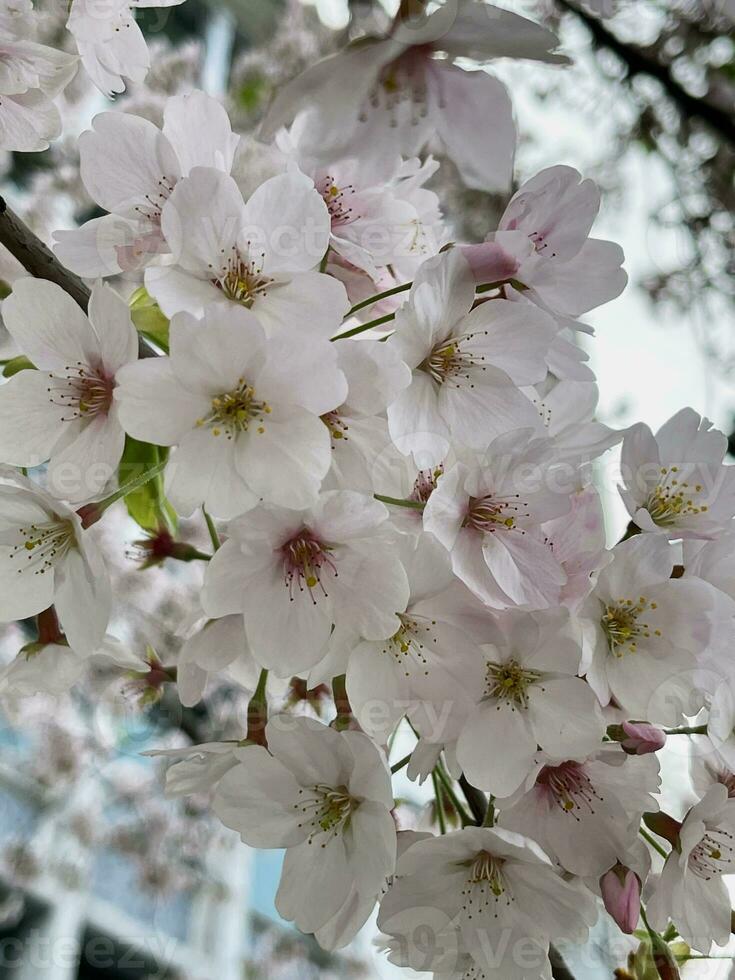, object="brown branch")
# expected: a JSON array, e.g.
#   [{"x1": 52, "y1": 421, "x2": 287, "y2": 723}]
[
  {"x1": 0, "y1": 196, "x2": 156, "y2": 359},
  {"x1": 556, "y1": 0, "x2": 735, "y2": 146}
]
